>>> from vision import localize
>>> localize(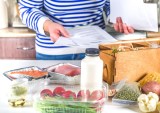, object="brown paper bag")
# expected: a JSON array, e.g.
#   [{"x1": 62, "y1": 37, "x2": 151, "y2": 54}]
[{"x1": 99, "y1": 40, "x2": 160, "y2": 85}]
